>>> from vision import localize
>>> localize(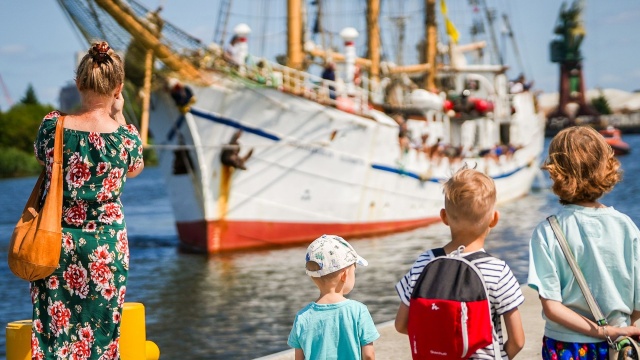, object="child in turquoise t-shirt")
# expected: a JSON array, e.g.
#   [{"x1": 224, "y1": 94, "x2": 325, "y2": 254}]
[
  {"x1": 287, "y1": 235, "x2": 379, "y2": 360},
  {"x1": 528, "y1": 126, "x2": 640, "y2": 359}
]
